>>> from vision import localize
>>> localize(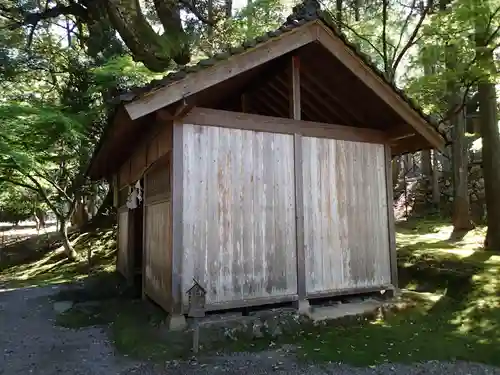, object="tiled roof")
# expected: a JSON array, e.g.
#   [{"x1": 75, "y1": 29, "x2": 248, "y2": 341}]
[{"x1": 110, "y1": 0, "x2": 444, "y2": 137}]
